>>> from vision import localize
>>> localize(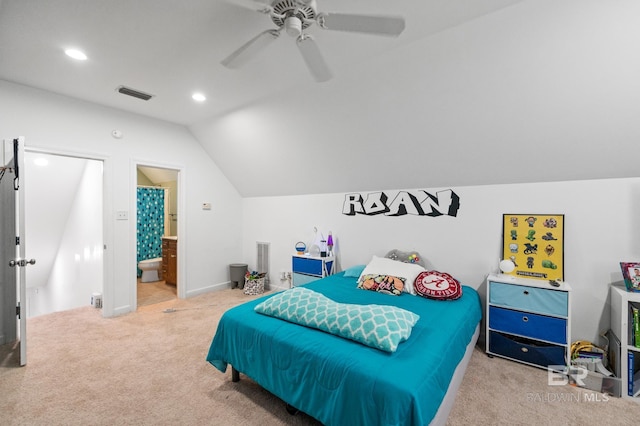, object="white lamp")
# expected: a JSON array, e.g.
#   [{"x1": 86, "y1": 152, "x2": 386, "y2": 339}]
[{"x1": 499, "y1": 259, "x2": 515, "y2": 274}]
